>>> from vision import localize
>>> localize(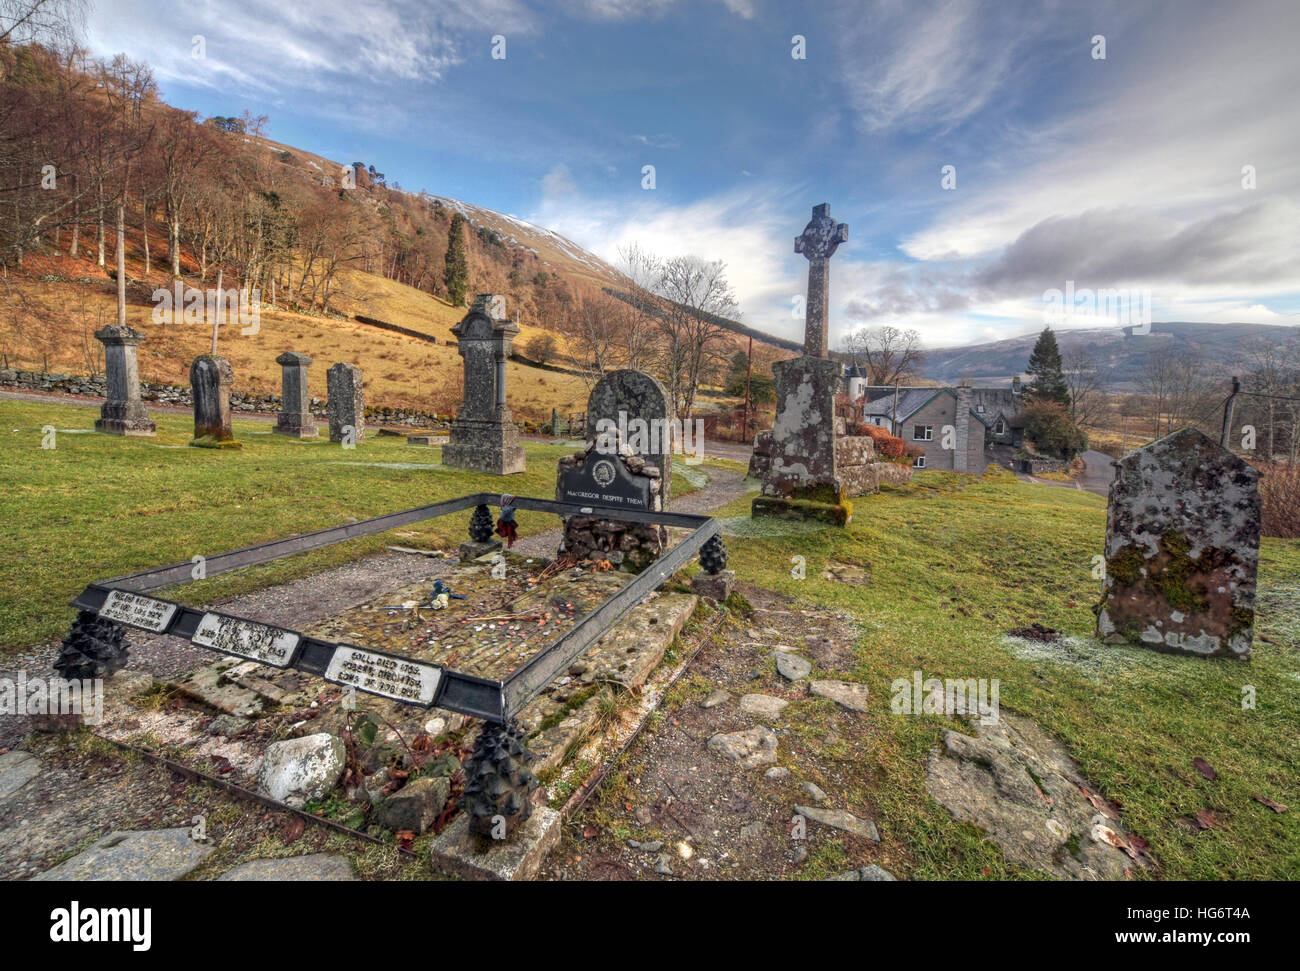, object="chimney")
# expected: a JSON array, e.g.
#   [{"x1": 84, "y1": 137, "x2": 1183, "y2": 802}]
[
  {"x1": 1012, "y1": 375, "x2": 1022, "y2": 394},
  {"x1": 954, "y1": 385, "x2": 972, "y2": 473}
]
